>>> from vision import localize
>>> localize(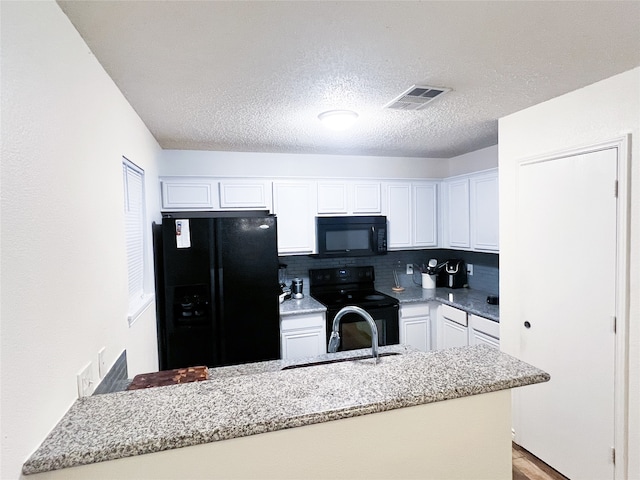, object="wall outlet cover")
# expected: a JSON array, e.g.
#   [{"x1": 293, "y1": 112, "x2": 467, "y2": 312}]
[
  {"x1": 466, "y1": 264, "x2": 474, "y2": 276},
  {"x1": 406, "y1": 264, "x2": 414, "y2": 275},
  {"x1": 77, "y1": 362, "x2": 94, "y2": 398}
]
